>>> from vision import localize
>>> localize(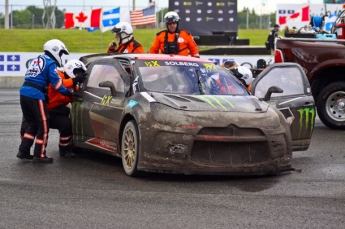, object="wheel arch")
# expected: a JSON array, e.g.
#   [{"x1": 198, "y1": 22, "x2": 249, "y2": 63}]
[
  {"x1": 118, "y1": 114, "x2": 136, "y2": 153},
  {"x1": 311, "y1": 65, "x2": 345, "y2": 101}
]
